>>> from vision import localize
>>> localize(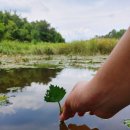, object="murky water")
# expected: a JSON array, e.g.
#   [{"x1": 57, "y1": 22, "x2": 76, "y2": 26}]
[{"x1": 0, "y1": 64, "x2": 130, "y2": 130}]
